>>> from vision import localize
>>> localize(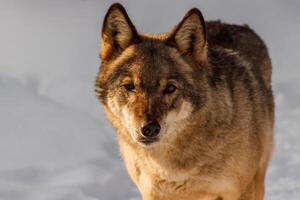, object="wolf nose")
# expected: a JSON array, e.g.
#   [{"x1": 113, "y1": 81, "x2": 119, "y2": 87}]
[{"x1": 141, "y1": 120, "x2": 161, "y2": 138}]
